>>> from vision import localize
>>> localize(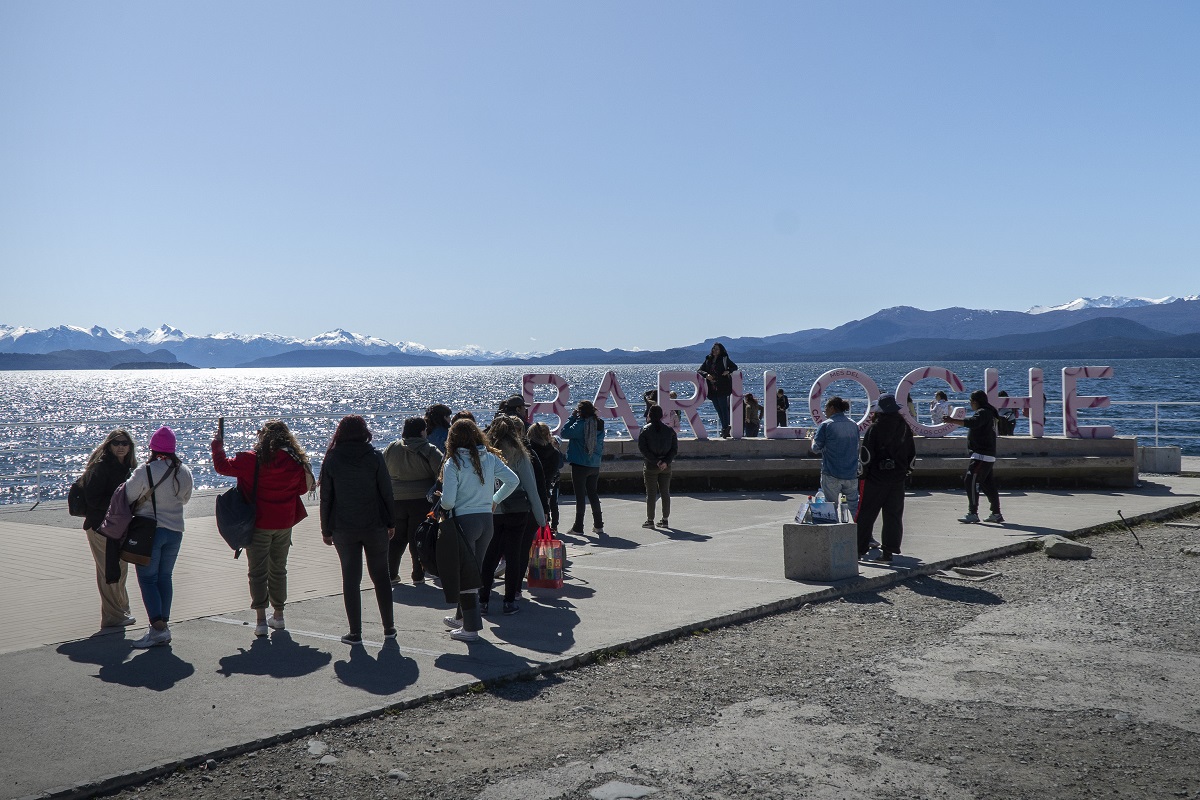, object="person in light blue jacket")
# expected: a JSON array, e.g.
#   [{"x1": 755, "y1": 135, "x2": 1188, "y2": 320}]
[
  {"x1": 561, "y1": 400, "x2": 606, "y2": 536},
  {"x1": 810, "y1": 396, "x2": 861, "y2": 519},
  {"x1": 438, "y1": 419, "x2": 518, "y2": 642}
]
